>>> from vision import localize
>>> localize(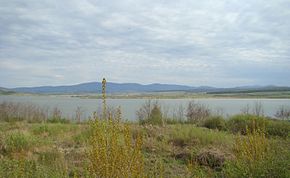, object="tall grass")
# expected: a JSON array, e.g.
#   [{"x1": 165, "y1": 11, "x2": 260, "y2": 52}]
[
  {"x1": 0, "y1": 131, "x2": 38, "y2": 154},
  {"x1": 0, "y1": 102, "x2": 71, "y2": 123},
  {"x1": 0, "y1": 102, "x2": 48, "y2": 122}
]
